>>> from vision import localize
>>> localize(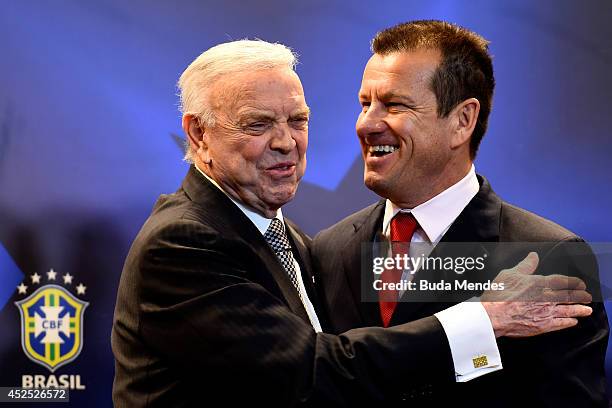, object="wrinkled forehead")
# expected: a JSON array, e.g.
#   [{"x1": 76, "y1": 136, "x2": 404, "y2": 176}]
[{"x1": 211, "y1": 68, "x2": 307, "y2": 114}]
